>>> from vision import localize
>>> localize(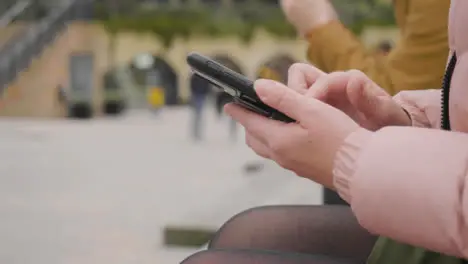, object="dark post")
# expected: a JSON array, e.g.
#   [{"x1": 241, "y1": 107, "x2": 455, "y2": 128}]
[{"x1": 323, "y1": 188, "x2": 349, "y2": 206}]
